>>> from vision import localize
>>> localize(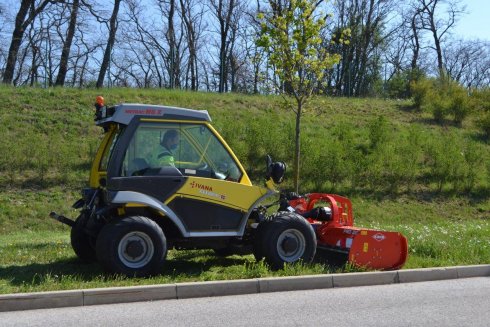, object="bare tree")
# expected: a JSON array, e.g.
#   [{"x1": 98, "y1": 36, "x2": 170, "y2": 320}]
[
  {"x1": 156, "y1": 0, "x2": 182, "y2": 88},
  {"x1": 179, "y1": 0, "x2": 206, "y2": 90},
  {"x1": 3, "y1": 0, "x2": 53, "y2": 84},
  {"x1": 330, "y1": 0, "x2": 396, "y2": 96},
  {"x1": 96, "y1": 0, "x2": 122, "y2": 88},
  {"x1": 417, "y1": 0, "x2": 465, "y2": 74},
  {"x1": 444, "y1": 39, "x2": 490, "y2": 88},
  {"x1": 208, "y1": 0, "x2": 240, "y2": 92},
  {"x1": 55, "y1": 0, "x2": 80, "y2": 86}
]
